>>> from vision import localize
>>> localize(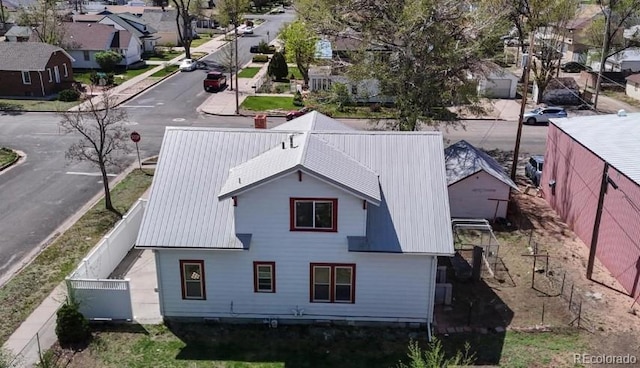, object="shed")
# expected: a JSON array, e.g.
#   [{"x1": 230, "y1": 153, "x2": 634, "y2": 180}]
[
  {"x1": 625, "y1": 74, "x2": 640, "y2": 101},
  {"x1": 445, "y1": 140, "x2": 518, "y2": 219},
  {"x1": 543, "y1": 112, "x2": 640, "y2": 299},
  {"x1": 607, "y1": 48, "x2": 640, "y2": 72},
  {"x1": 533, "y1": 77, "x2": 581, "y2": 105},
  {"x1": 474, "y1": 62, "x2": 519, "y2": 99}
]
